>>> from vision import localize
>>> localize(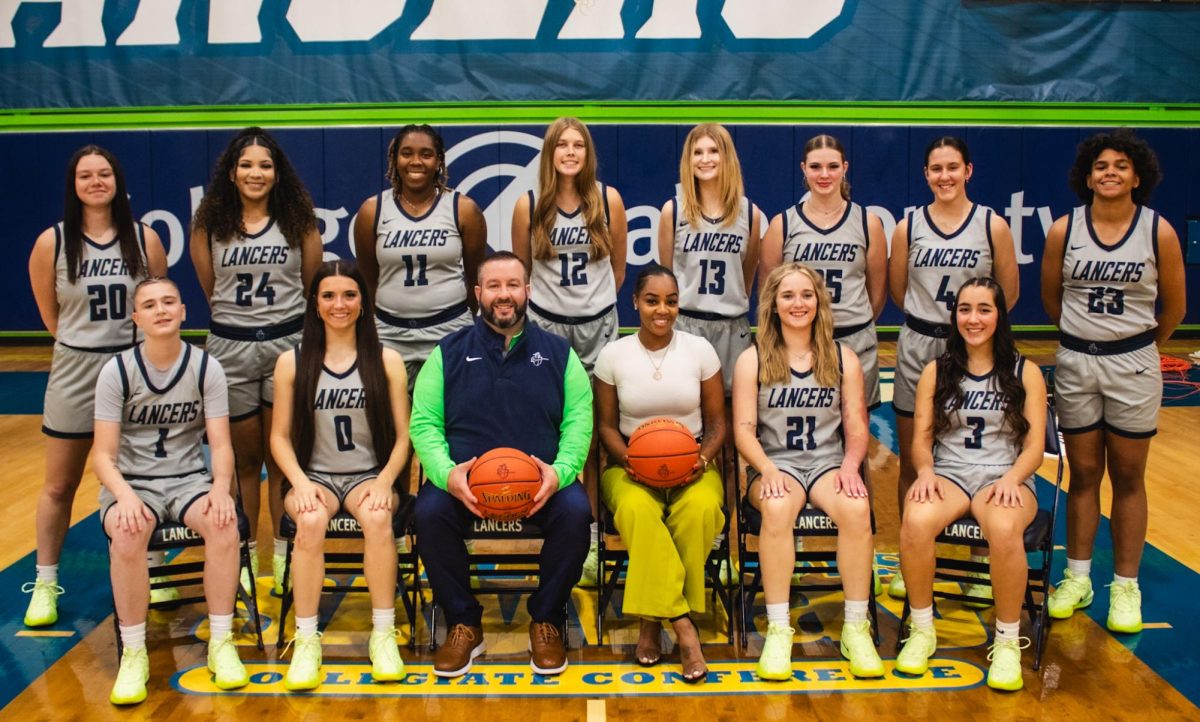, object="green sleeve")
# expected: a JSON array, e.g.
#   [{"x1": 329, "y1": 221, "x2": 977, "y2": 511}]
[
  {"x1": 552, "y1": 348, "x2": 594, "y2": 489},
  {"x1": 409, "y1": 346, "x2": 455, "y2": 490}
]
